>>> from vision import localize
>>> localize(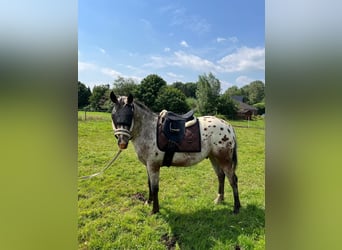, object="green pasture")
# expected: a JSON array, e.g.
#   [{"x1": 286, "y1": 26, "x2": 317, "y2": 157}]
[{"x1": 78, "y1": 111, "x2": 265, "y2": 249}]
